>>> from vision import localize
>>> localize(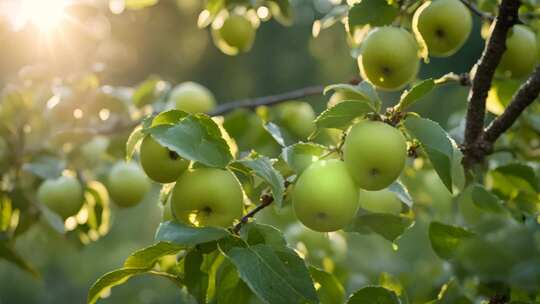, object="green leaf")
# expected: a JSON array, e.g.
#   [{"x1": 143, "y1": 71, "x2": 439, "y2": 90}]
[
  {"x1": 281, "y1": 142, "x2": 328, "y2": 175},
  {"x1": 348, "y1": 0, "x2": 398, "y2": 29},
  {"x1": 429, "y1": 222, "x2": 475, "y2": 260},
  {"x1": 155, "y1": 221, "x2": 230, "y2": 246},
  {"x1": 124, "y1": 242, "x2": 183, "y2": 268},
  {"x1": 264, "y1": 122, "x2": 296, "y2": 147},
  {"x1": 347, "y1": 286, "x2": 400, "y2": 304},
  {"x1": 184, "y1": 249, "x2": 209, "y2": 304},
  {"x1": 379, "y1": 273, "x2": 407, "y2": 303},
  {"x1": 132, "y1": 77, "x2": 165, "y2": 107},
  {"x1": 239, "y1": 223, "x2": 288, "y2": 249},
  {"x1": 125, "y1": 125, "x2": 144, "y2": 161},
  {"x1": 404, "y1": 117, "x2": 454, "y2": 192},
  {"x1": 38, "y1": 204, "x2": 65, "y2": 234},
  {"x1": 433, "y1": 279, "x2": 473, "y2": 304},
  {"x1": 87, "y1": 268, "x2": 179, "y2": 304},
  {"x1": 388, "y1": 181, "x2": 413, "y2": 208},
  {"x1": 150, "y1": 109, "x2": 189, "y2": 126},
  {"x1": 219, "y1": 238, "x2": 318, "y2": 304},
  {"x1": 22, "y1": 156, "x2": 65, "y2": 179},
  {"x1": 324, "y1": 82, "x2": 381, "y2": 111},
  {"x1": 490, "y1": 163, "x2": 539, "y2": 194},
  {"x1": 312, "y1": 5, "x2": 348, "y2": 37},
  {"x1": 212, "y1": 259, "x2": 253, "y2": 304},
  {"x1": 346, "y1": 213, "x2": 414, "y2": 243},
  {"x1": 315, "y1": 100, "x2": 376, "y2": 130},
  {"x1": 470, "y1": 185, "x2": 505, "y2": 213},
  {"x1": 0, "y1": 242, "x2": 39, "y2": 277},
  {"x1": 125, "y1": 0, "x2": 159, "y2": 10},
  {"x1": 309, "y1": 267, "x2": 345, "y2": 304},
  {"x1": 147, "y1": 114, "x2": 232, "y2": 168},
  {"x1": 396, "y1": 79, "x2": 435, "y2": 111},
  {"x1": 236, "y1": 156, "x2": 285, "y2": 206}
]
